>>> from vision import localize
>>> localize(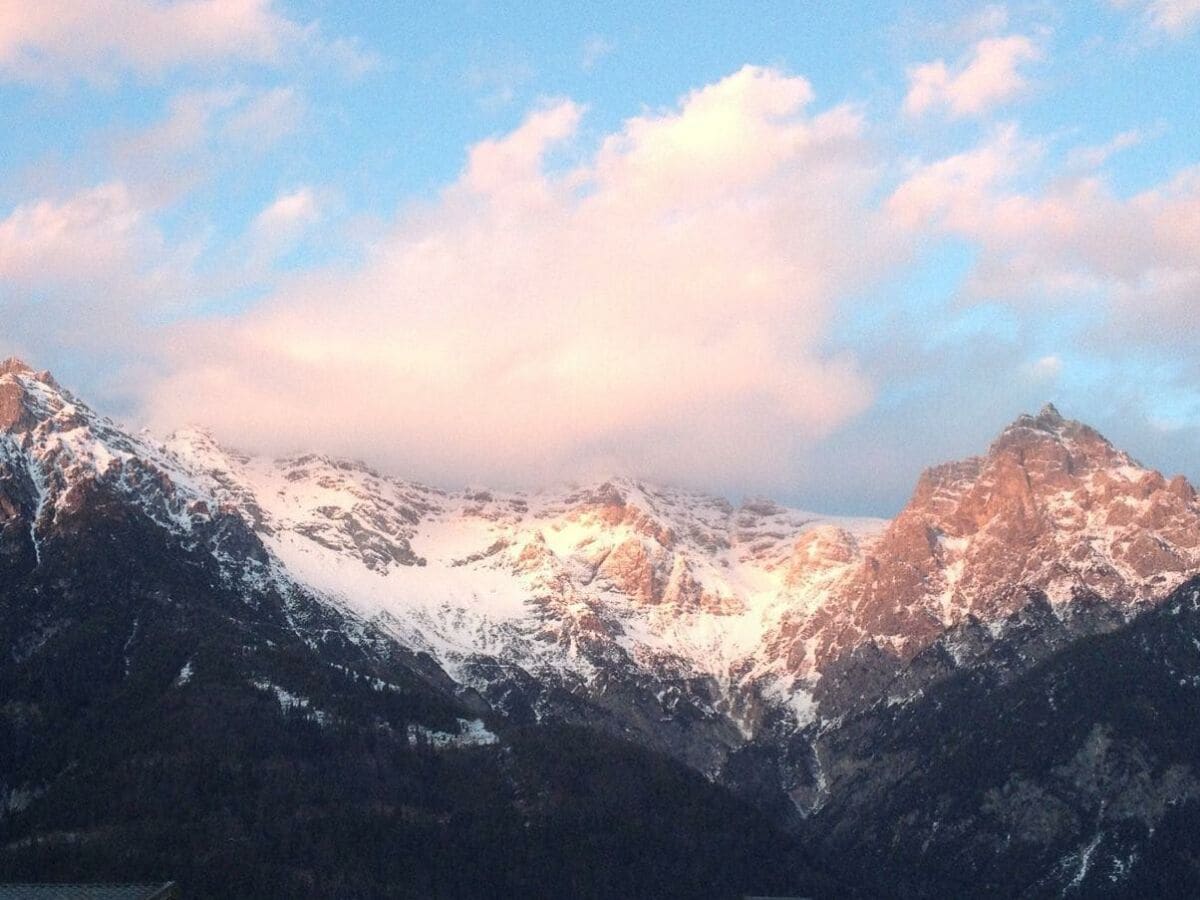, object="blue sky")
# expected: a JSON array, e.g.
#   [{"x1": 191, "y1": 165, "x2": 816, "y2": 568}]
[{"x1": 2, "y1": 1, "x2": 1199, "y2": 513}]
